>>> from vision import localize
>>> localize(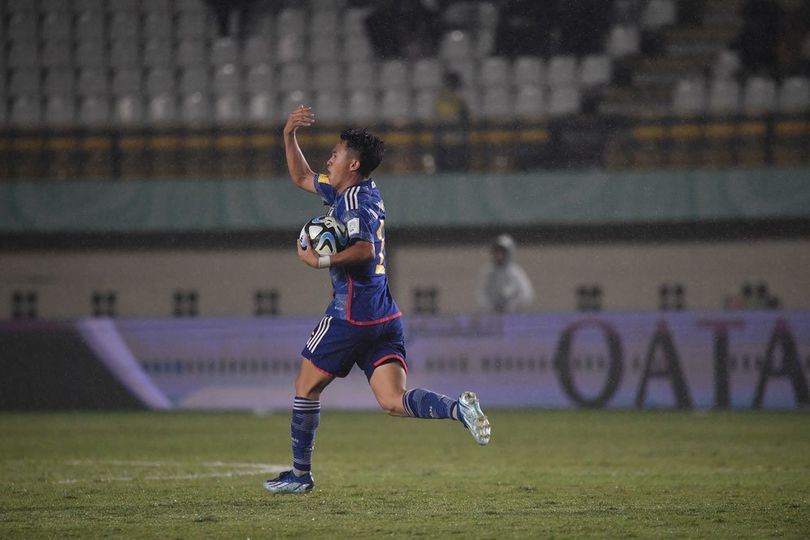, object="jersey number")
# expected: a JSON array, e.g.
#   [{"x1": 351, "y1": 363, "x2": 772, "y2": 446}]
[{"x1": 375, "y1": 220, "x2": 386, "y2": 275}]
